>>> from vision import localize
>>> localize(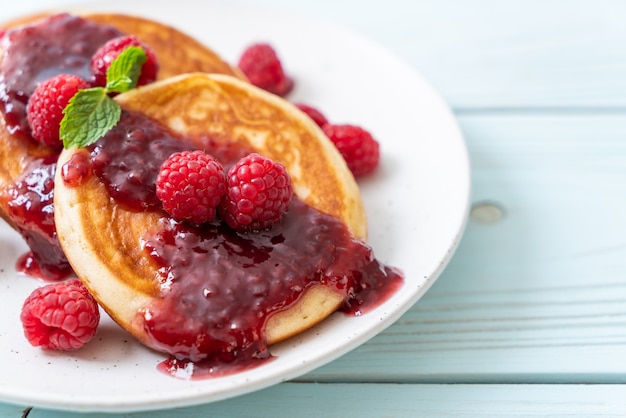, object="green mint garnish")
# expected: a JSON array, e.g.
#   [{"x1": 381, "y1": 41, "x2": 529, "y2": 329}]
[
  {"x1": 60, "y1": 46, "x2": 148, "y2": 149},
  {"x1": 59, "y1": 88, "x2": 121, "y2": 149},
  {"x1": 105, "y1": 46, "x2": 147, "y2": 93}
]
